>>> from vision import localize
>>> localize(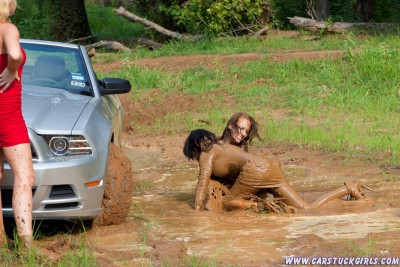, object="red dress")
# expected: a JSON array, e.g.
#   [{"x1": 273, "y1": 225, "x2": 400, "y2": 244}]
[{"x1": 0, "y1": 48, "x2": 29, "y2": 147}]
